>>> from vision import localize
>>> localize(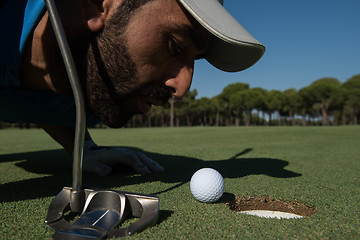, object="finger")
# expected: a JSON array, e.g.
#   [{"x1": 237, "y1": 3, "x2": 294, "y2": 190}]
[
  {"x1": 122, "y1": 152, "x2": 152, "y2": 174},
  {"x1": 83, "y1": 159, "x2": 112, "y2": 176},
  {"x1": 137, "y1": 152, "x2": 165, "y2": 173},
  {"x1": 102, "y1": 149, "x2": 152, "y2": 174}
]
